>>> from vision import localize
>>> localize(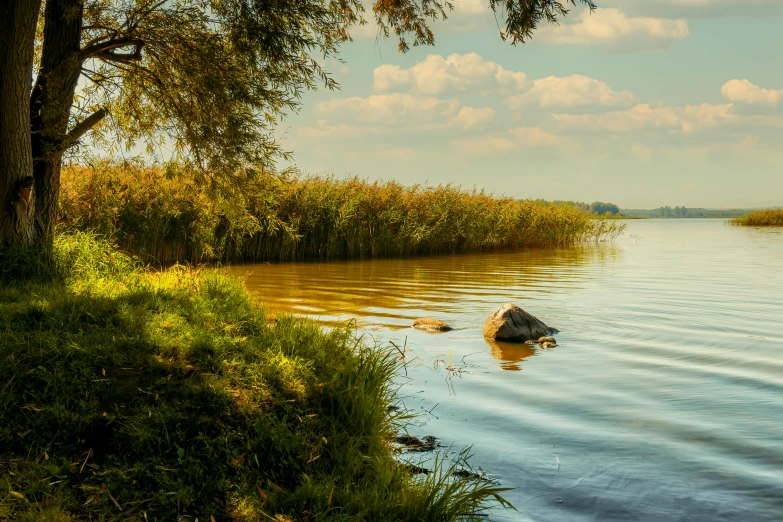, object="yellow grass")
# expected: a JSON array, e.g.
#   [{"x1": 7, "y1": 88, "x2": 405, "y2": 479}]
[
  {"x1": 60, "y1": 162, "x2": 625, "y2": 264},
  {"x1": 730, "y1": 209, "x2": 783, "y2": 227}
]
